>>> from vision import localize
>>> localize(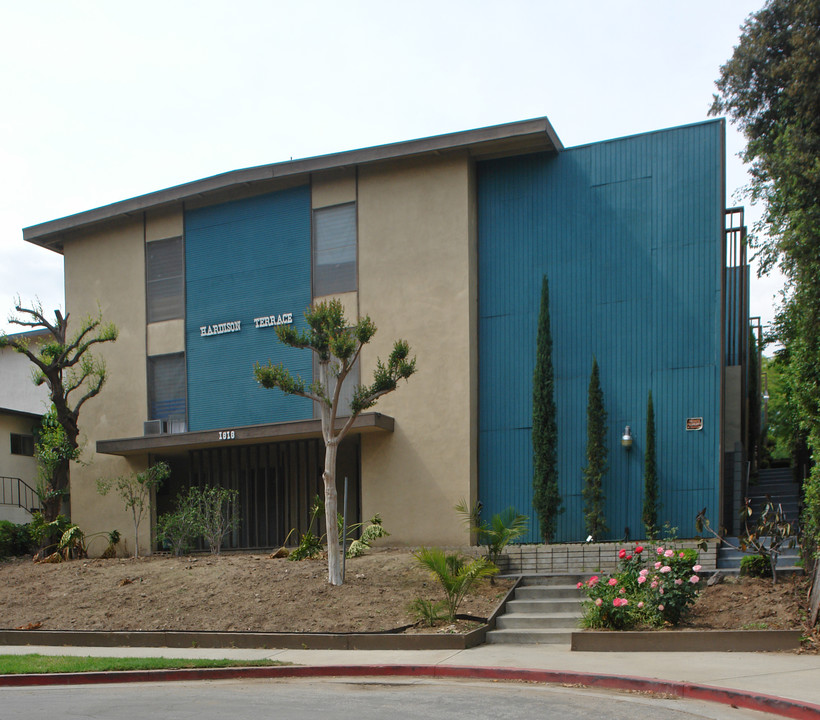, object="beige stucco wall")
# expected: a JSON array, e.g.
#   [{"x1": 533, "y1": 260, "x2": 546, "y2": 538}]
[
  {"x1": 357, "y1": 153, "x2": 477, "y2": 546},
  {"x1": 63, "y1": 215, "x2": 161, "y2": 556},
  {"x1": 0, "y1": 413, "x2": 39, "y2": 485},
  {"x1": 312, "y1": 169, "x2": 356, "y2": 209},
  {"x1": 146, "y1": 318, "x2": 185, "y2": 356}
]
